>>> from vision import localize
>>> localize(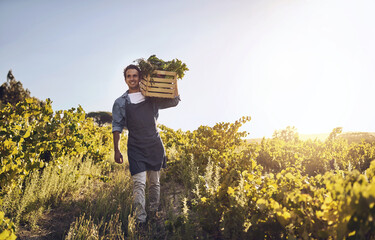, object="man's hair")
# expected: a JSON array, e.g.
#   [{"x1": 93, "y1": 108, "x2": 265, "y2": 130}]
[{"x1": 123, "y1": 64, "x2": 142, "y2": 79}]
